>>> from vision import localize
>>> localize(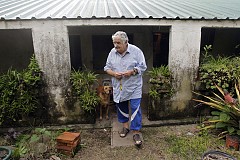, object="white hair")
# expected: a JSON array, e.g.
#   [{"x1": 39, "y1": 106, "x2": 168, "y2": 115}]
[{"x1": 112, "y1": 31, "x2": 129, "y2": 43}]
